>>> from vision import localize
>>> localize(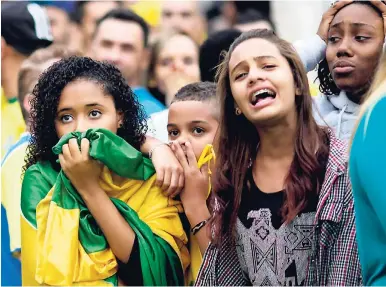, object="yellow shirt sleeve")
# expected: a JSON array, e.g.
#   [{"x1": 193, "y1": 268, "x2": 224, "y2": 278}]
[{"x1": 1, "y1": 91, "x2": 26, "y2": 158}]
